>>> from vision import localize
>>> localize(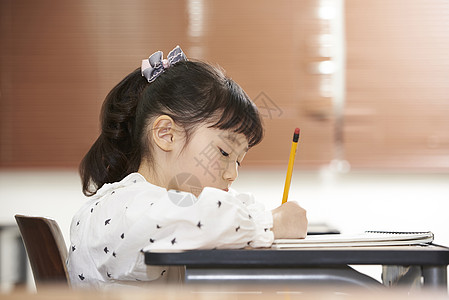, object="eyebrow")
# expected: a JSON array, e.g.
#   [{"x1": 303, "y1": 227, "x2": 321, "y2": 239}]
[{"x1": 223, "y1": 134, "x2": 249, "y2": 152}]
